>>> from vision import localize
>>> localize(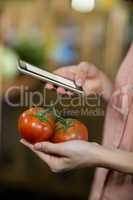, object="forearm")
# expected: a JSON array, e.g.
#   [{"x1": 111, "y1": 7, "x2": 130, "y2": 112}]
[{"x1": 94, "y1": 145, "x2": 133, "y2": 174}]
